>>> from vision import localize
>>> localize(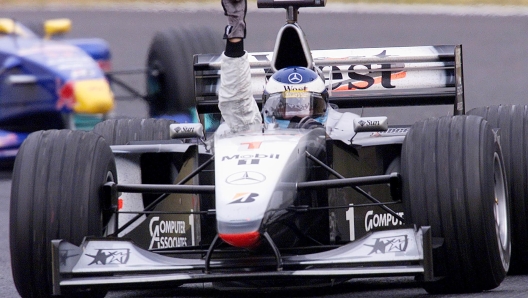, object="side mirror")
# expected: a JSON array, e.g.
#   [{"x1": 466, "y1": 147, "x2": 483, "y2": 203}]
[
  {"x1": 0, "y1": 18, "x2": 14, "y2": 34},
  {"x1": 170, "y1": 123, "x2": 205, "y2": 139},
  {"x1": 44, "y1": 18, "x2": 71, "y2": 39}
]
